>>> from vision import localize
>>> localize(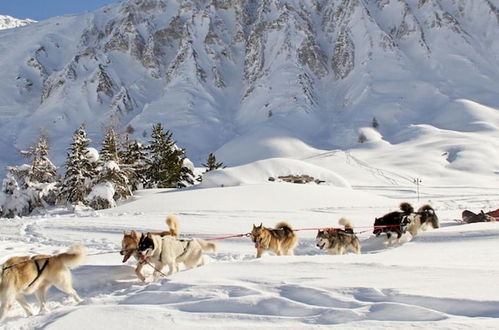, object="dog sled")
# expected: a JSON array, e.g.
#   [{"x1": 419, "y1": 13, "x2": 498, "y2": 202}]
[
  {"x1": 487, "y1": 208, "x2": 499, "y2": 220},
  {"x1": 461, "y1": 209, "x2": 497, "y2": 223}
]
